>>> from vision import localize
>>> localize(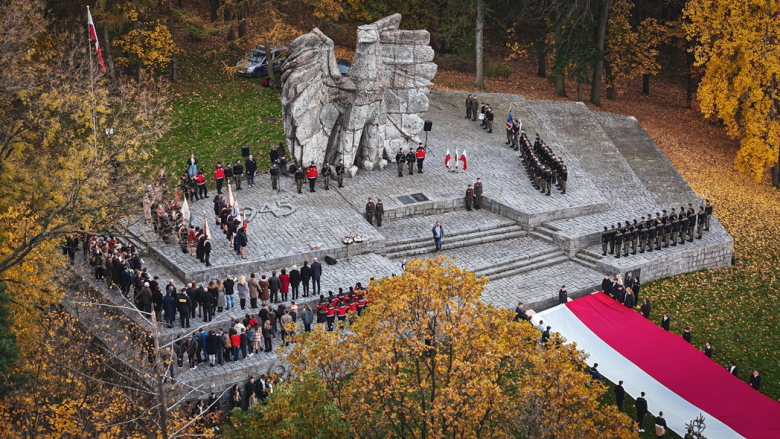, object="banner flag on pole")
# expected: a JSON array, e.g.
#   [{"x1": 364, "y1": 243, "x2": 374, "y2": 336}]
[
  {"x1": 506, "y1": 107, "x2": 513, "y2": 130},
  {"x1": 459, "y1": 149, "x2": 468, "y2": 171},
  {"x1": 445, "y1": 149, "x2": 451, "y2": 169},
  {"x1": 86, "y1": 7, "x2": 106, "y2": 72},
  {"x1": 181, "y1": 198, "x2": 192, "y2": 224},
  {"x1": 203, "y1": 214, "x2": 211, "y2": 239}
]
